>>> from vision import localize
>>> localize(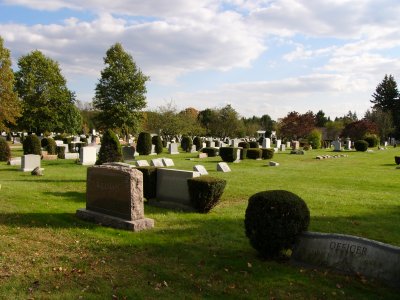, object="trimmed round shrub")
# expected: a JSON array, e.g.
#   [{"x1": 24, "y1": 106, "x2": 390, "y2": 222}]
[
  {"x1": 41, "y1": 137, "x2": 49, "y2": 148},
  {"x1": 136, "y1": 166, "x2": 158, "y2": 200},
  {"x1": 395, "y1": 156, "x2": 400, "y2": 165},
  {"x1": 23, "y1": 135, "x2": 42, "y2": 155},
  {"x1": 152, "y1": 135, "x2": 163, "y2": 154},
  {"x1": 307, "y1": 129, "x2": 322, "y2": 149},
  {"x1": 96, "y1": 129, "x2": 122, "y2": 165},
  {"x1": 354, "y1": 140, "x2": 368, "y2": 152},
  {"x1": 136, "y1": 132, "x2": 152, "y2": 155},
  {"x1": 193, "y1": 136, "x2": 202, "y2": 150},
  {"x1": 238, "y1": 141, "x2": 250, "y2": 149},
  {"x1": 202, "y1": 147, "x2": 218, "y2": 157},
  {"x1": 303, "y1": 144, "x2": 311, "y2": 151},
  {"x1": 249, "y1": 141, "x2": 259, "y2": 148},
  {"x1": 56, "y1": 146, "x2": 66, "y2": 159},
  {"x1": 240, "y1": 148, "x2": 247, "y2": 160},
  {"x1": 246, "y1": 148, "x2": 262, "y2": 159},
  {"x1": 187, "y1": 176, "x2": 227, "y2": 213},
  {"x1": 181, "y1": 135, "x2": 193, "y2": 152},
  {"x1": 46, "y1": 138, "x2": 57, "y2": 155},
  {"x1": 364, "y1": 134, "x2": 379, "y2": 148},
  {"x1": 261, "y1": 148, "x2": 274, "y2": 159},
  {"x1": 219, "y1": 147, "x2": 239, "y2": 162},
  {"x1": 245, "y1": 190, "x2": 310, "y2": 259},
  {"x1": 0, "y1": 138, "x2": 11, "y2": 161}
]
